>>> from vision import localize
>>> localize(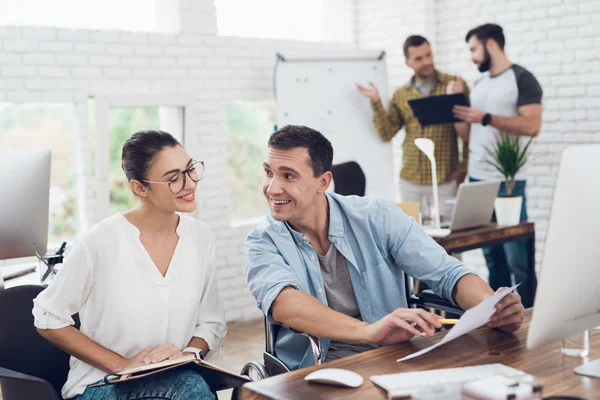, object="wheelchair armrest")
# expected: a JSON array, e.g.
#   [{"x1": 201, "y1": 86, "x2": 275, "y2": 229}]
[{"x1": 411, "y1": 289, "x2": 464, "y2": 316}]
